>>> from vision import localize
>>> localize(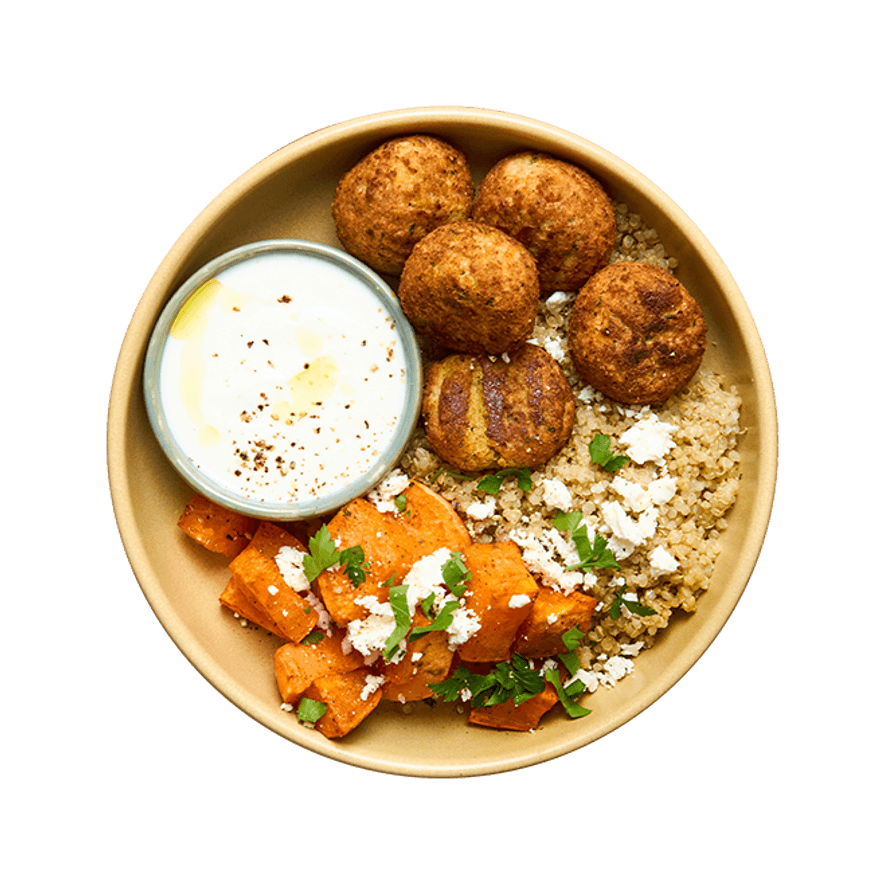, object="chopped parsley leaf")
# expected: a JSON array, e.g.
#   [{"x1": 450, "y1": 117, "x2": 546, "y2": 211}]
[
  {"x1": 544, "y1": 667, "x2": 592, "y2": 718},
  {"x1": 609, "y1": 587, "x2": 657, "y2": 620},
  {"x1": 302, "y1": 524, "x2": 370, "y2": 587},
  {"x1": 296, "y1": 697, "x2": 328, "y2": 725},
  {"x1": 441, "y1": 551, "x2": 471, "y2": 597},
  {"x1": 477, "y1": 467, "x2": 533, "y2": 494},
  {"x1": 384, "y1": 582, "x2": 411, "y2": 661},
  {"x1": 588, "y1": 433, "x2": 629, "y2": 472},
  {"x1": 553, "y1": 511, "x2": 620, "y2": 572}
]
